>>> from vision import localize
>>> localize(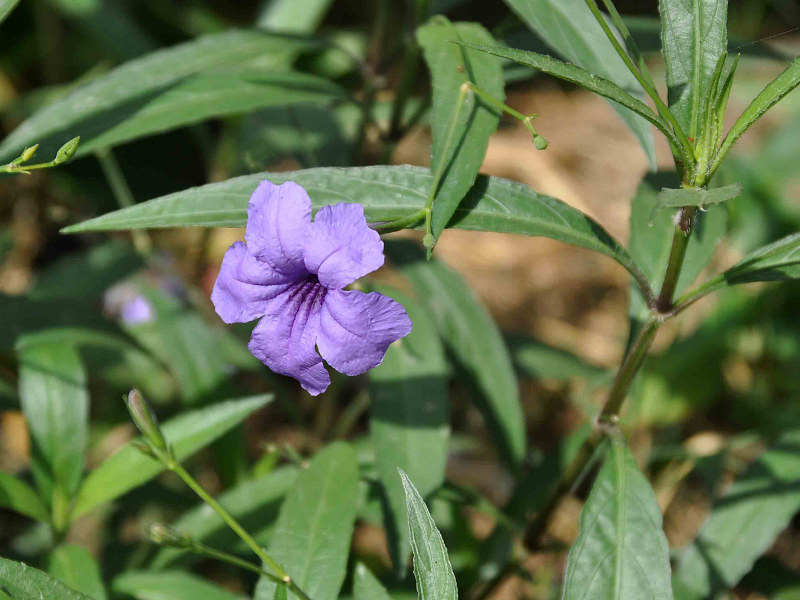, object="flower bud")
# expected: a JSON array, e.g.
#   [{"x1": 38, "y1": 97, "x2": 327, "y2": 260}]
[
  {"x1": 422, "y1": 233, "x2": 435, "y2": 249},
  {"x1": 146, "y1": 522, "x2": 192, "y2": 548},
  {"x1": 533, "y1": 135, "x2": 549, "y2": 151},
  {"x1": 54, "y1": 136, "x2": 80, "y2": 164},
  {"x1": 19, "y1": 145, "x2": 38, "y2": 163},
  {"x1": 125, "y1": 389, "x2": 168, "y2": 452}
]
